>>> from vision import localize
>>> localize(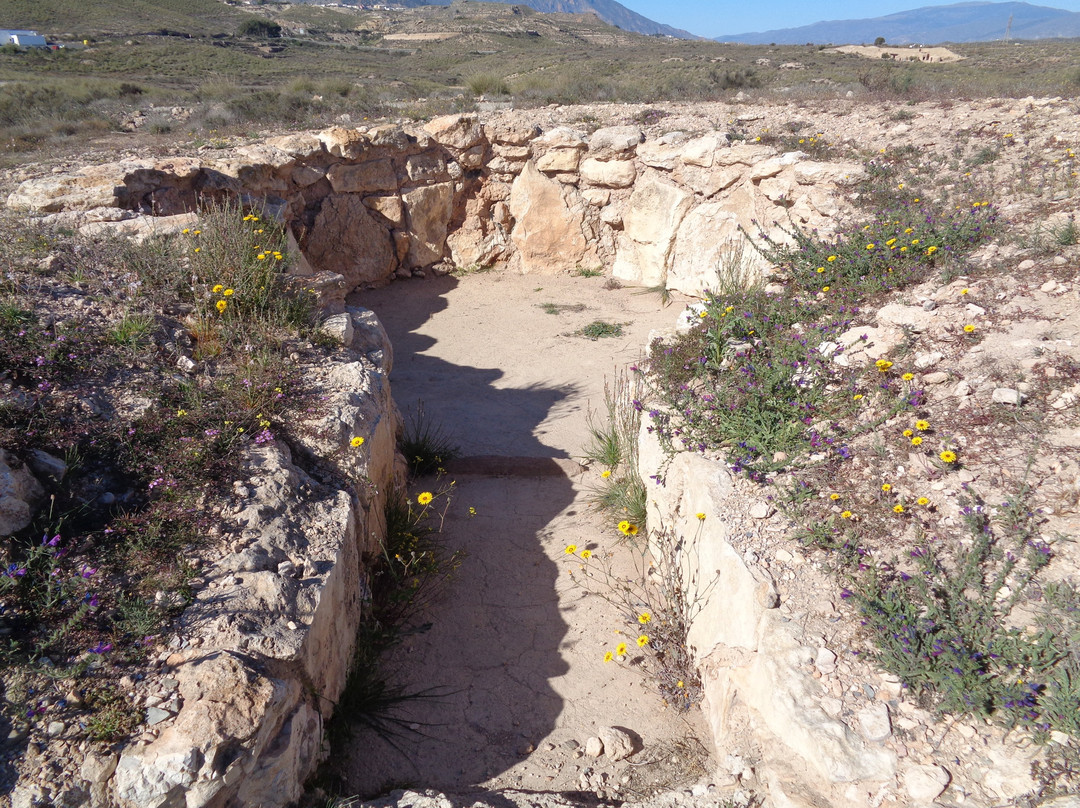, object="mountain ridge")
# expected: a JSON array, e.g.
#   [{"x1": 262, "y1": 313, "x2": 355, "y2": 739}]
[{"x1": 717, "y1": 1, "x2": 1080, "y2": 44}]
